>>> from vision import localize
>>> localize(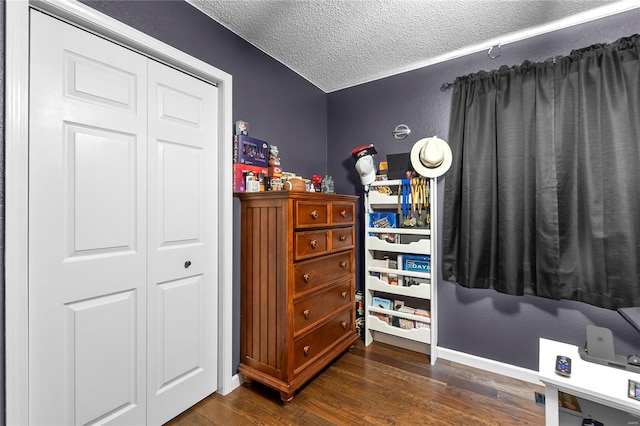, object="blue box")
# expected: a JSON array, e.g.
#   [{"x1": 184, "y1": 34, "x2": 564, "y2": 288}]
[
  {"x1": 369, "y1": 212, "x2": 397, "y2": 229},
  {"x1": 234, "y1": 135, "x2": 269, "y2": 167},
  {"x1": 402, "y1": 254, "x2": 430, "y2": 273}
]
